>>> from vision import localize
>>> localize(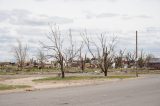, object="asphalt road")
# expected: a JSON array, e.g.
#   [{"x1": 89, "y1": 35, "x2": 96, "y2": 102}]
[{"x1": 0, "y1": 75, "x2": 160, "y2": 106}]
